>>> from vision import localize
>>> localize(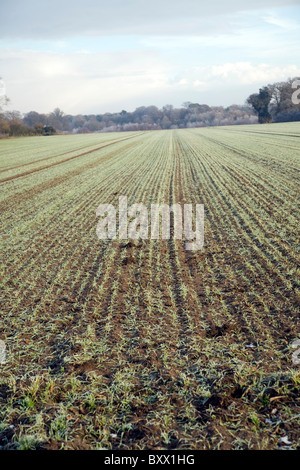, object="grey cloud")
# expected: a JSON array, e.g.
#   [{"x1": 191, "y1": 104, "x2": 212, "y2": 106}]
[{"x1": 0, "y1": 0, "x2": 298, "y2": 39}]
